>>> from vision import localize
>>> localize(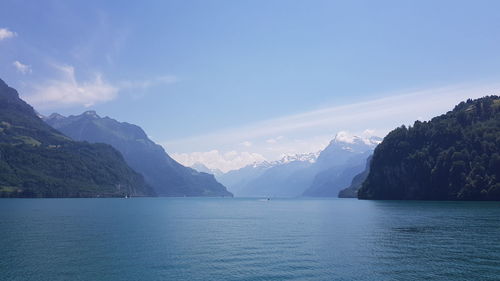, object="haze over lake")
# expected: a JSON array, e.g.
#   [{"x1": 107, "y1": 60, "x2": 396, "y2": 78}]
[{"x1": 2, "y1": 198, "x2": 500, "y2": 281}]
